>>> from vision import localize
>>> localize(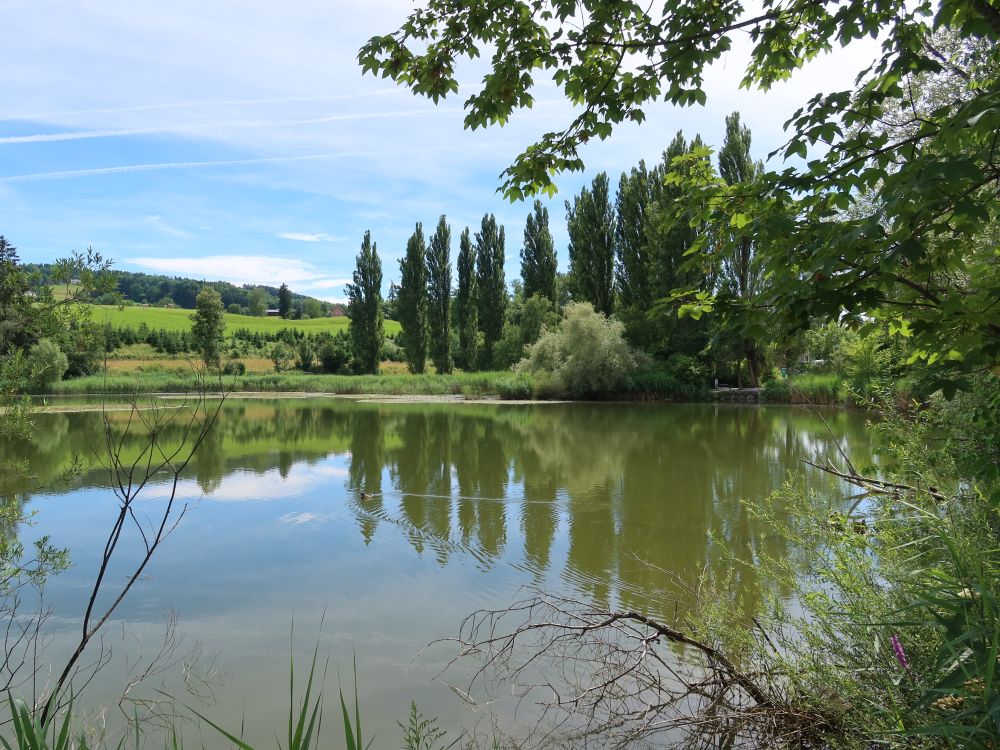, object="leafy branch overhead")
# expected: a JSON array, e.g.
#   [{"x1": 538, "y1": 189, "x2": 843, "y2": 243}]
[{"x1": 360, "y1": 1, "x2": 1000, "y2": 383}]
